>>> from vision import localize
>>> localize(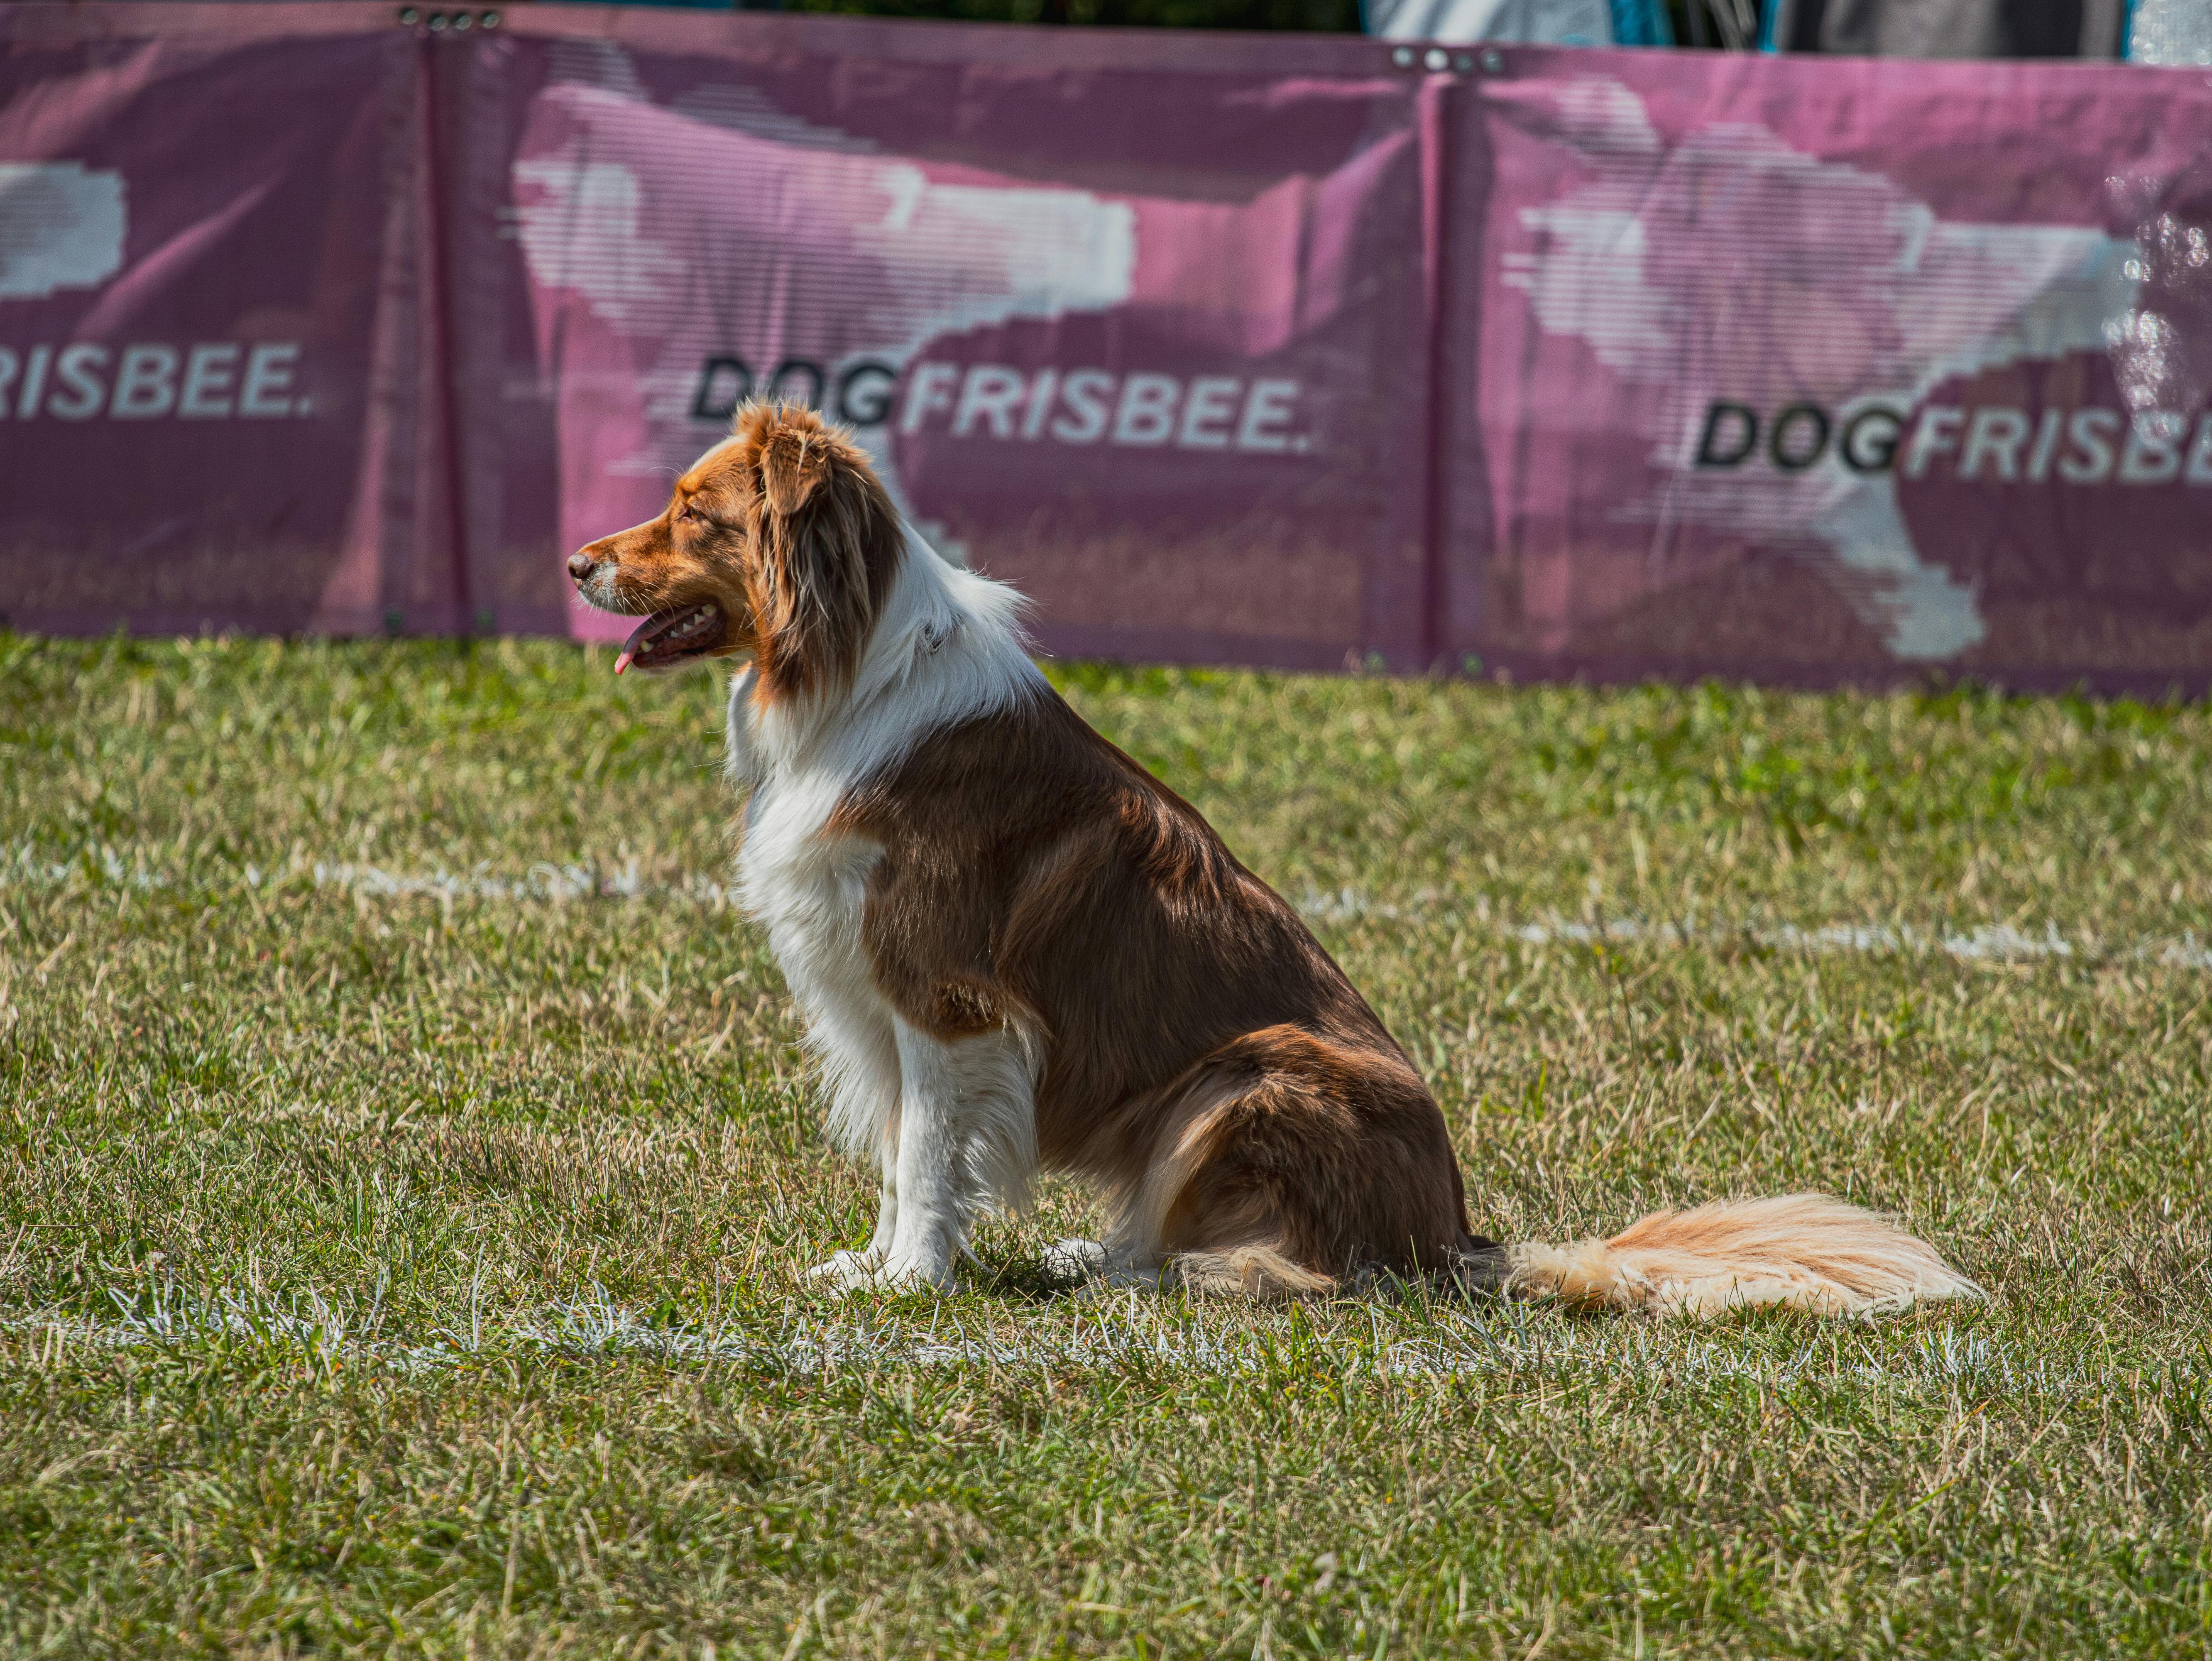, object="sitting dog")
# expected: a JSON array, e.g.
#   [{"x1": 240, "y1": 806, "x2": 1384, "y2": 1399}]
[{"x1": 566, "y1": 401, "x2": 1978, "y2": 1316}]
